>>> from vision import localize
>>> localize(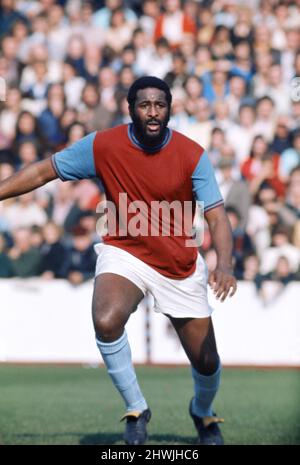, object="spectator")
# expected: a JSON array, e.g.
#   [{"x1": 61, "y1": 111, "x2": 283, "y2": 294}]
[
  {"x1": 98, "y1": 66, "x2": 118, "y2": 114},
  {"x1": 255, "y1": 255, "x2": 300, "y2": 304},
  {"x1": 196, "y1": 7, "x2": 215, "y2": 46},
  {"x1": 49, "y1": 180, "x2": 75, "y2": 227},
  {"x1": 140, "y1": 37, "x2": 173, "y2": 79},
  {"x1": 207, "y1": 127, "x2": 226, "y2": 167},
  {"x1": 253, "y1": 24, "x2": 279, "y2": 60},
  {"x1": 105, "y1": 7, "x2": 135, "y2": 54},
  {"x1": 0, "y1": 232, "x2": 14, "y2": 278},
  {"x1": 0, "y1": 87, "x2": 22, "y2": 150},
  {"x1": 194, "y1": 45, "x2": 214, "y2": 77},
  {"x1": 112, "y1": 94, "x2": 131, "y2": 126},
  {"x1": 66, "y1": 1, "x2": 105, "y2": 49},
  {"x1": 279, "y1": 130, "x2": 300, "y2": 181},
  {"x1": 281, "y1": 27, "x2": 300, "y2": 83},
  {"x1": 252, "y1": 49, "x2": 273, "y2": 97},
  {"x1": 210, "y1": 25, "x2": 233, "y2": 61},
  {"x1": 21, "y1": 60, "x2": 50, "y2": 102},
  {"x1": 254, "y1": 62, "x2": 291, "y2": 114},
  {"x1": 14, "y1": 111, "x2": 42, "y2": 152},
  {"x1": 217, "y1": 158, "x2": 251, "y2": 231},
  {"x1": 21, "y1": 44, "x2": 63, "y2": 109},
  {"x1": 226, "y1": 206, "x2": 255, "y2": 278},
  {"x1": 0, "y1": 35, "x2": 20, "y2": 86},
  {"x1": 254, "y1": 96, "x2": 276, "y2": 143},
  {"x1": 253, "y1": 0, "x2": 277, "y2": 29},
  {"x1": 246, "y1": 200, "x2": 271, "y2": 259},
  {"x1": 65, "y1": 34, "x2": 86, "y2": 78},
  {"x1": 260, "y1": 255, "x2": 300, "y2": 286},
  {"x1": 47, "y1": 3, "x2": 69, "y2": 62},
  {"x1": 279, "y1": 165, "x2": 300, "y2": 229},
  {"x1": 116, "y1": 65, "x2": 136, "y2": 96},
  {"x1": 230, "y1": 5, "x2": 253, "y2": 45},
  {"x1": 241, "y1": 135, "x2": 285, "y2": 198},
  {"x1": 39, "y1": 221, "x2": 67, "y2": 279},
  {"x1": 154, "y1": 0, "x2": 196, "y2": 49},
  {"x1": 78, "y1": 210, "x2": 99, "y2": 244},
  {"x1": 9, "y1": 228, "x2": 41, "y2": 277},
  {"x1": 59, "y1": 108, "x2": 78, "y2": 142},
  {"x1": 225, "y1": 75, "x2": 248, "y2": 121},
  {"x1": 139, "y1": 0, "x2": 161, "y2": 39},
  {"x1": 260, "y1": 225, "x2": 300, "y2": 275},
  {"x1": 179, "y1": 33, "x2": 196, "y2": 74},
  {"x1": 213, "y1": 100, "x2": 232, "y2": 133},
  {"x1": 20, "y1": 43, "x2": 63, "y2": 104},
  {"x1": 82, "y1": 45, "x2": 102, "y2": 84},
  {"x1": 168, "y1": 88, "x2": 191, "y2": 134},
  {"x1": 230, "y1": 40, "x2": 254, "y2": 85},
  {"x1": 2, "y1": 191, "x2": 48, "y2": 230},
  {"x1": 271, "y1": 2, "x2": 291, "y2": 52},
  {"x1": 65, "y1": 122, "x2": 87, "y2": 146},
  {"x1": 92, "y1": 0, "x2": 137, "y2": 30},
  {"x1": 226, "y1": 104, "x2": 257, "y2": 165},
  {"x1": 17, "y1": 141, "x2": 39, "y2": 168},
  {"x1": 202, "y1": 62, "x2": 230, "y2": 105},
  {"x1": 255, "y1": 185, "x2": 282, "y2": 231},
  {"x1": 269, "y1": 115, "x2": 292, "y2": 155},
  {"x1": 78, "y1": 82, "x2": 113, "y2": 132},
  {"x1": 239, "y1": 253, "x2": 261, "y2": 283},
  {"x1": 183, "y1": 75, "x2": 203, "y2": 115},
  {"x1": 62, "y1": 60, "x2": 86, "y2": 109},
  {"x1": 64, "y1": 179, "x2": 102, "y2": 234},
  {"x1": 0, "y1": 0, "x2": 28, "y2": 39},
  {"x1": 214, "y1": 0, "x2": 238, "y2": 29},
  {"x1": 164, "y1": 52, "x2": 189, "y2": 90},
  {"x1": 292, "y1": 48, "x2": 300, "y2": 83},
  {"x1": 13, "y1": 17, "x2": 30, "y2": 61},
  {"x1": 290, "y1": 101, "x2": 300, "y2": 131},
  {"x1": 17, "y1": 13, "x2": 49, "y2": 64},
  {"x1": 61, "y1": 225, "x2": 97, "y2": 285},
  {"x1": 38, "y1": 89, "x2": 65, "y2": 150},
  {"x1": 184, "y1": 97, "x2": 212, "y2": 150},
  {"x1": 112, "y1": 44, "x2": 138, "y2": 76}
]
